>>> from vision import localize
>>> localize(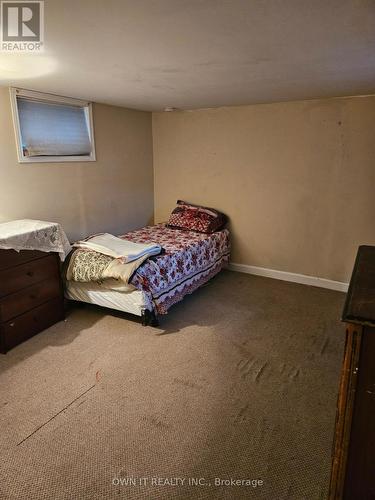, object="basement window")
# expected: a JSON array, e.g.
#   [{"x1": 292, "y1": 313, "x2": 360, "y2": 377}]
[{"x1": 10, "y1": 88, "x2": 96, "y2": 163}]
